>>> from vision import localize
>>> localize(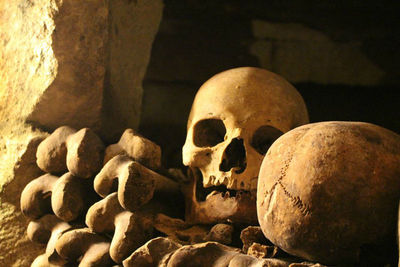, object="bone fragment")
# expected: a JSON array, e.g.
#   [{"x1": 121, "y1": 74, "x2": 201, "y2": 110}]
[
  {"x1": 21, "y1": 174, "x2": 58, "y2": 219},
  {"x1": 36, "y1": 126, "x2": 104, "y2": 177},
  {"x1": 55, "y1": 228, "x2": 113, "y2": 267},
  {"x1": 123, "y1": 237, "x2": 181, "y2": 267},
  {"x1": 31, "y1": 254, "x2": 60, "y2": 267},
  {"x1": 104, "y1": 128, "x2": 161, "y2": 171},
  {"x1": 86, "y1": 192, "x2": 153, "y2": 263},
  {"x1": 27, "y1": 215, "x2": 73, "y2": 265},
  {"x1": 65, "y1": 127, "x2": 105, "y2": 178},
  {"x1": 153, "y1": 213, "x2": 210, "y2": 245},
  {"x1": 94, "y1": 154, "x2": 179, "y2": 210},
  {"x1": 162, "y1": 242, "x2": 240, "y2": 266},
  {"x1": 247, "y1": 242, "x2": 279, "y2": 259},
  {"x1": 124, "y1": 238, "x2": 325, "y2": 267},
  {"x1": 21, "y1": 172, "x2": 95, "y2": 221},
  {"x1": 36, "y1": 126, "x2": 76, "y2": 174},
  {"x1": 240, "y1": 226, "x2": 271, "y2": 254},
  {"x1": 204, "y1": 223, "x2": 234, "y2": 245},
  {"x1": 164, "y1": 242, "x2": 321, "y2": 267}
]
